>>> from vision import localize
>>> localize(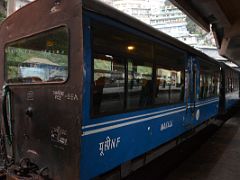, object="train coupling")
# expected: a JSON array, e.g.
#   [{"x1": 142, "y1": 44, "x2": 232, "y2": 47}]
[{"x1": 2, "y1": 158, "x2": 50, "y2": 180}]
